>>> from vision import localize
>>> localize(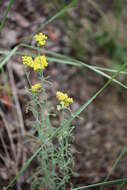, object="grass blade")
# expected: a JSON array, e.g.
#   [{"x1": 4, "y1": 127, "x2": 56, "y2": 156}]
[
  {"x1": 62, "y1": 60, "x2": 127, "y2": 129},
  {"x1": 0, "y1": 0, "x2": 14, "y2": 33},
  {"x1": 71, "y1": 178, "x2": 127, "y2": 190},
  {"x1": 100, "y1": 144, "x2": 127, "y2": 190},
  {"x1": 0, "y1": 46, "x2": 18, "y2": 69},
  {"x1": 0, "y1": 47, "x2": 127, "y2": 89},
  {"x1": 5, "y1": 147, "x2": 42, "y2": 190},
  {"x1": 40, "y1": 0, "x2": 79, "y2": 29},
  {"x1": 22, "y1": 0, "x2": 79, "y2": 42},
  {"x1": 47, "y1": 57, "x2": 127, "y2": 89}
]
